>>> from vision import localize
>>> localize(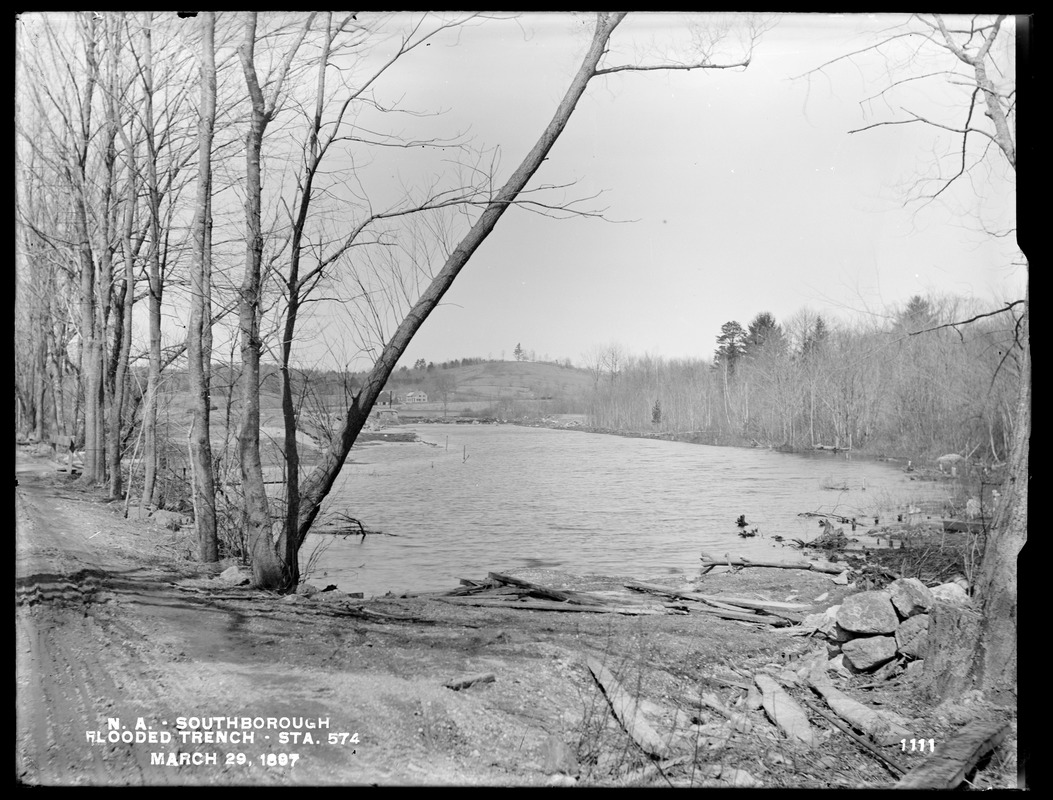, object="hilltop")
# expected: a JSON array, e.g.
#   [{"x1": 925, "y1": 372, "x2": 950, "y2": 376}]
[
  {"x1": 137, "y1": 359, "x2": 591, "y2": 474},
  {"x1": 379, "y1": 359, "x2": 591, "y2": 420}
]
